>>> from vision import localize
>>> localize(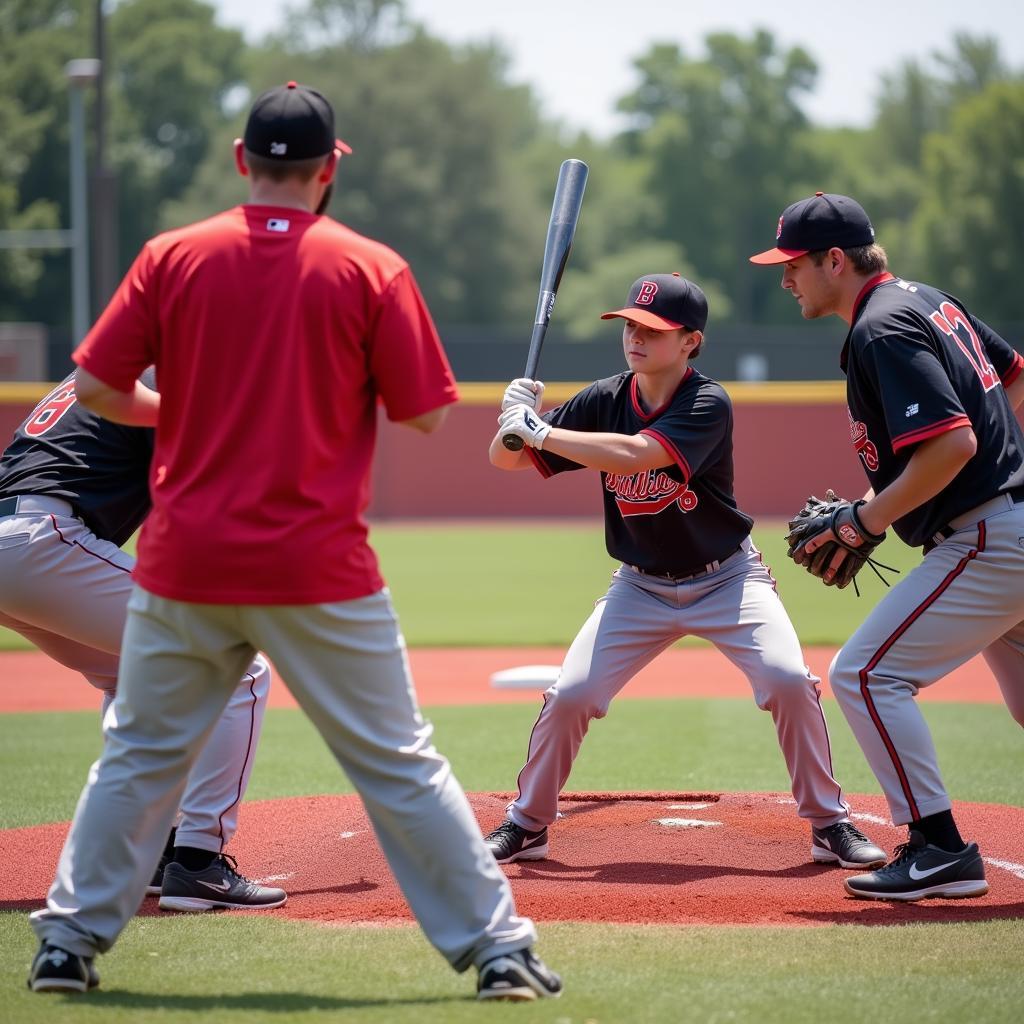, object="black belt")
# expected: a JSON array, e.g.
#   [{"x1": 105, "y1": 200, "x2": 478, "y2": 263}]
[
  {"x1": 631, "y1": 544, "x2": 743, "y2": 584},
  {"x1": 926, "y1": 485, "x2": 1024, "y2": 551}
]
